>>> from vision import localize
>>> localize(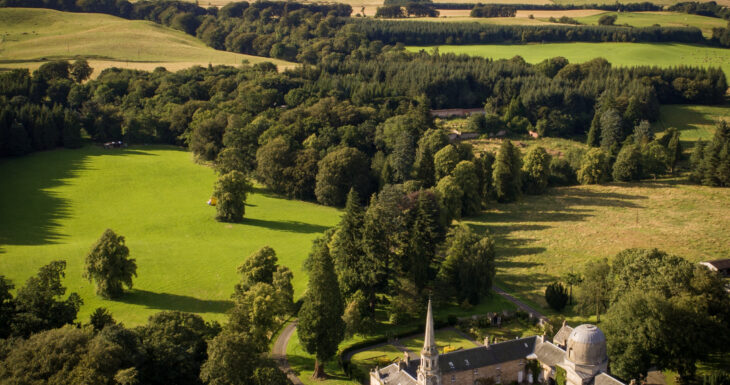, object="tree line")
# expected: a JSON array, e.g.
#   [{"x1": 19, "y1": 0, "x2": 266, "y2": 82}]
[
  {"x1": 429, "y1": 2, "x2": 662, "y2": 11},
  {"x1": 668, "y1": 1, "x2": 730, "y2": 20},
  {"x1": 0, "y1": 243, "x2": 297, "y2": 385},
  {"x1": 2, "y1": 53, "x2": 726, "y2": 198},
  {"x1": 350, "y1": 19, "x2": 706, "y2": 45},
  {"x1": 470, "y1": 5, "x2": 517, "y2": 18}
]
